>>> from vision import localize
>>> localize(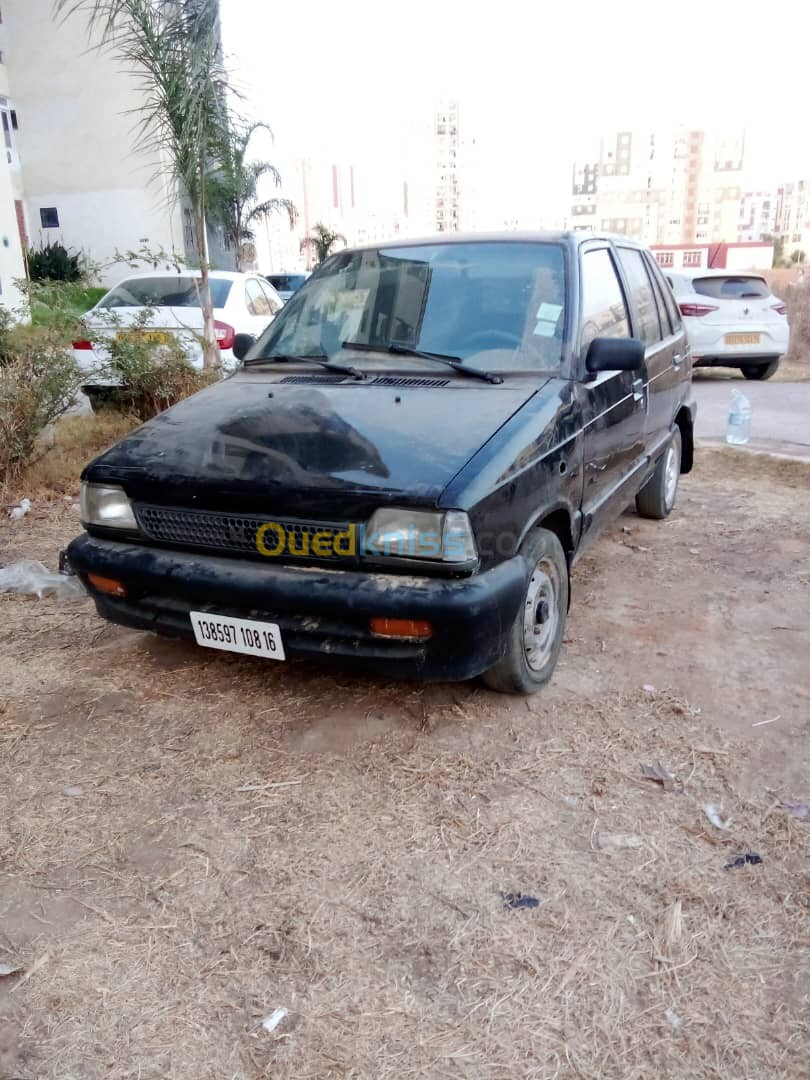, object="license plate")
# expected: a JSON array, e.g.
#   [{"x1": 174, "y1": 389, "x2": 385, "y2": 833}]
[
  {"x1": 189, "y1": 611, "x2": 285, "y2": 660},
  {"x1": 116, "y1": 330, "x2": 172, "y2": 345},
  {"x1": 725, "y1": 332, "x2": 760, "y2": 345}
]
